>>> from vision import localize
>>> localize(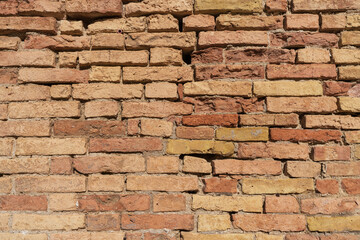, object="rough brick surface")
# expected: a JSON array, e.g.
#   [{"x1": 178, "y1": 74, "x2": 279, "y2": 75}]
[{"x1": 0, "y1": 1, "x2": 359, "y2": 238}]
